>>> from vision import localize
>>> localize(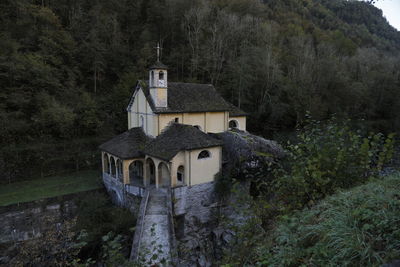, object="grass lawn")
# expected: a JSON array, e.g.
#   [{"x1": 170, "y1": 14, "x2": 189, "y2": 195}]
[{"x1": 0, "y1": 170, "x2": 103, "y2": 206}]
